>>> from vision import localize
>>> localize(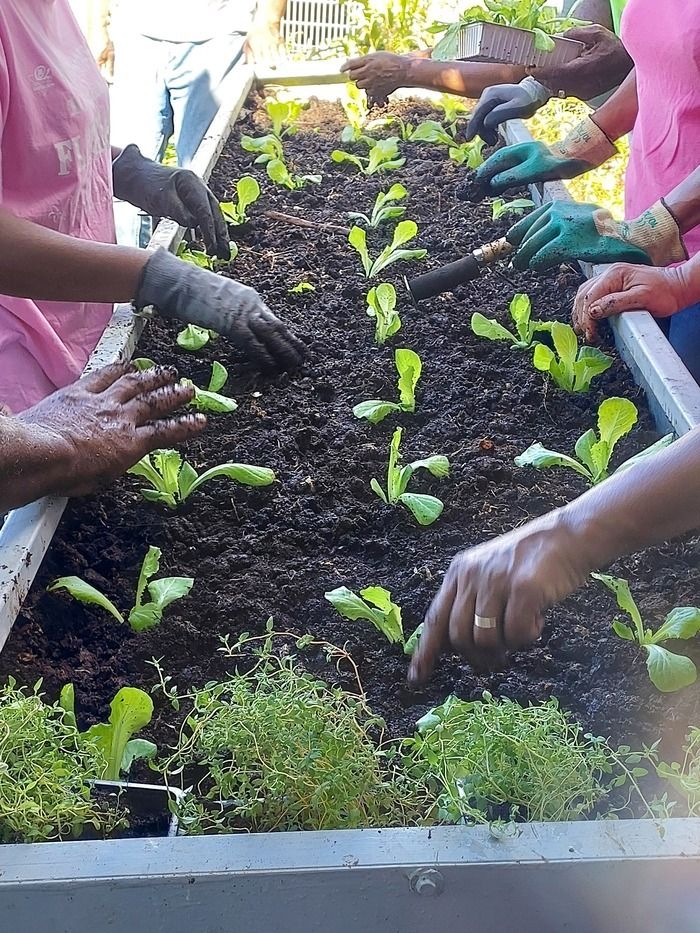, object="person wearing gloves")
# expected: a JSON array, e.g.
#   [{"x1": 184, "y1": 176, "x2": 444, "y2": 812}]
[
  {"x1": 0, "y1": 1, "x2": 303, "y2": 414},
  {"x1": 472, "y1": 0, "x2": 700, "y2": 380},
  {"x1": 1, "y1": 364, "x2": 206, "y2": 514},
  {"x1": 408, "y1": 417, "x2": 700, "y2": 685}
]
